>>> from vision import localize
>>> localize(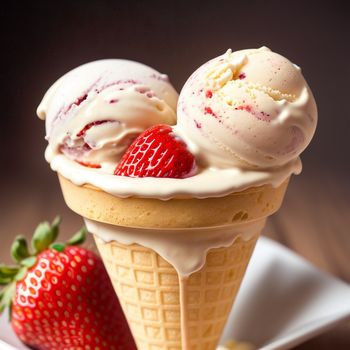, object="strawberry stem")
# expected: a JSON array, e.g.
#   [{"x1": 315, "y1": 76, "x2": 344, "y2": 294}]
[
  {"x1": 50, "y1": 243, "x2": 66, "y2": 252},
  {"x1": 49, "y1": 227, "x2": 87, "y2": 252}
]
